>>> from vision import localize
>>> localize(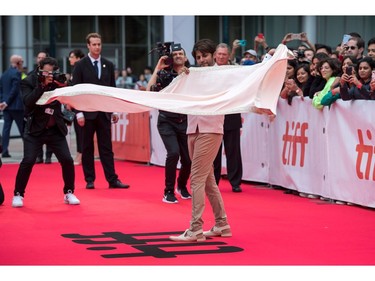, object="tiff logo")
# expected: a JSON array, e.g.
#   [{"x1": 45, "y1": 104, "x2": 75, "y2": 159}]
[
  {"x1": 112, "y1": 113, "x2": 129, "y2": 142},
  {"x1": 282, "y1": 121, "x2": 308, "y2": 167},
  {"x1": 62, "y1": 231, "x2": 243, "y2": 259},
  {"x1": 356, "y1": 129, "x2": 375, "y2": 181}
]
